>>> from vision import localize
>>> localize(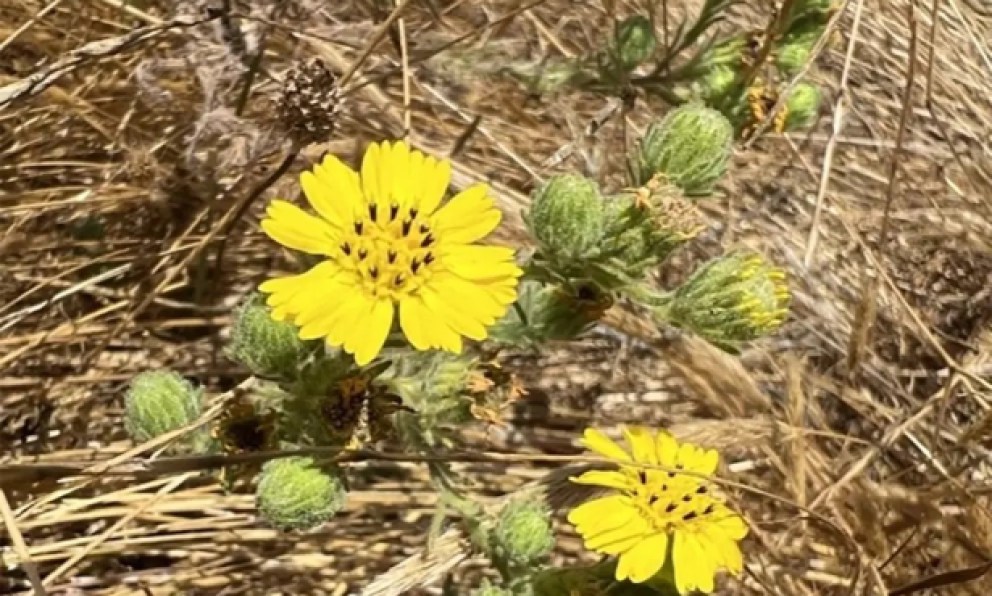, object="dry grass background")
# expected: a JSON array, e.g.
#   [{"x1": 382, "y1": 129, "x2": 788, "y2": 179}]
[{"x1": 2, "y1": 0, "x2": 992, "y2": 594}]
